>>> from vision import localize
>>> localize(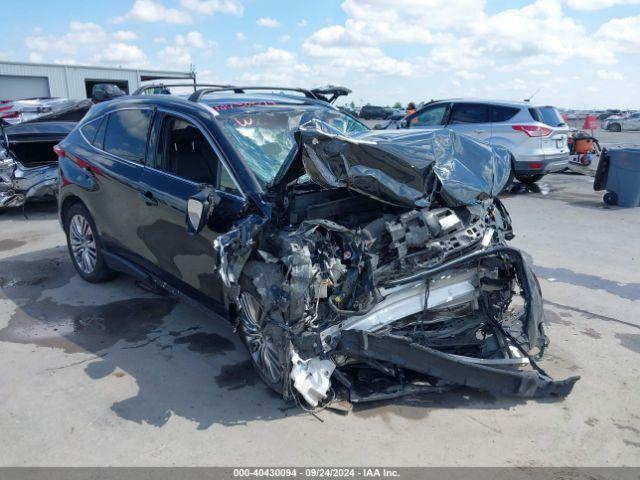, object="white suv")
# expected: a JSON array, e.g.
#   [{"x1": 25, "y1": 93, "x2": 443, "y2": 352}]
[{"x1": 403, "y1": 99, "x2": 569, "y2": 184}]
